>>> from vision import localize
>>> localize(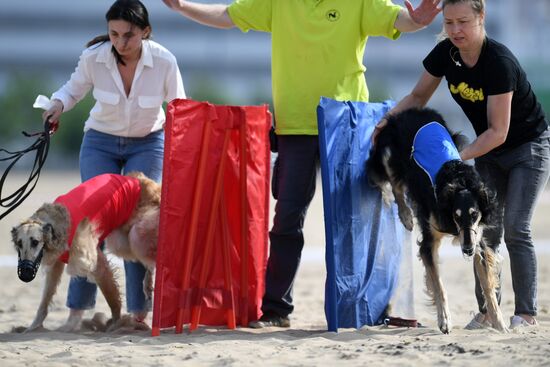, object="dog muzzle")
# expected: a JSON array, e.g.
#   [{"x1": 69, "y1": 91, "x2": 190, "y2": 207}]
[
  {"x1": 462, "y1": 246, "x2": 474, "y2": 257},
  {"x1": 17, "y1": 249, "x2": 43, "y2": 283}
]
